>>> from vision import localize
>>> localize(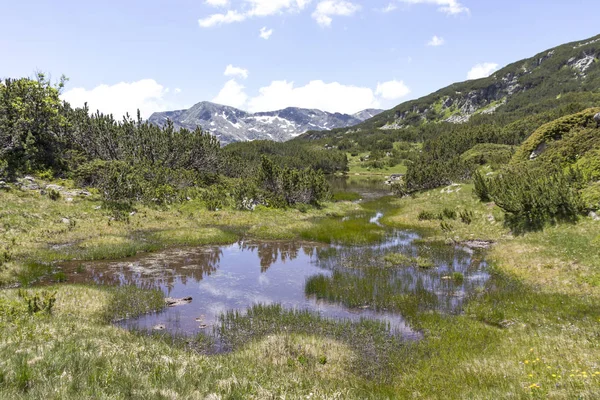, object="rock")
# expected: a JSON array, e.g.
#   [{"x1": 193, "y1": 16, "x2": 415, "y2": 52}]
[
  {"x1": 94, "y1": 205, "x2": 102, "y2": 210},
  {"x1": 66, "y1": 197, "x2": 73, "y2": 202},
  {"x1": 153, "y1": 324, "x2": 166, "y2": 331},
  {"x1": 529, "y1": 142, "x2": 547, "y2": 160},
  {"x1": 461, "y1": 240, "x2": 495, "y2": 249},
  {"x1": 589, "y1": 211, "x2": 600, "y2": 221},
  {"x1": 129, "y1": 211, "x2": 136, "y2": 216},
  {"x1": 594, "y1": 112, "x2": 600, "y2": 127},
  {"x1": 61, "y1": 218, "x2": 71, "y2": 224},
  {"x1": 22, "y1": 176, "x2": 35, "y2": 182},
  {"x1": 45, "y1": 184, "x2": 64, "y2": 191},
  {"x1": 21, "y1": 183, "x2": 40, "y2": 190},
  {"x1": 165, "y1": 297, "x2": 193, "y2": 307}
]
